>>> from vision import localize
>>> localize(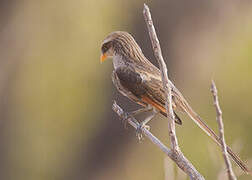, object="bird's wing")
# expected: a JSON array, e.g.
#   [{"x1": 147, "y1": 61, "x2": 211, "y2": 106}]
[
  {"x1": 133, "y1": 63, "x2": 185, "y2": 109},
  {"x1": 134, "y1": 62, "x2": 190, "y2": 112},
  {"x1": 114, "y1": 65, "x2": 182, "y2": 124}
]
